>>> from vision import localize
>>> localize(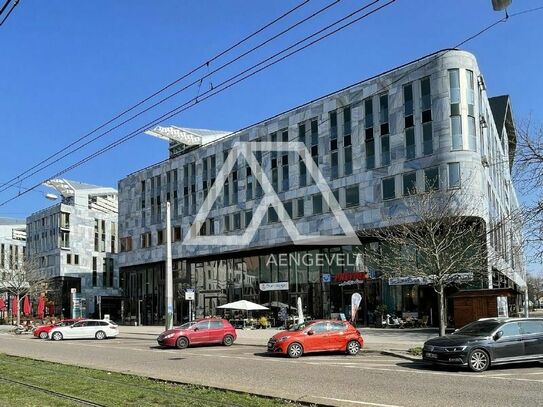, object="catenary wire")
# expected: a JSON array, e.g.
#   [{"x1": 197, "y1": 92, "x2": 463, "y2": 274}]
[
  {"x1": 0, "y1": 0, "x2": 18, "y2": 26},
  {"x1": 0, "y1": 0, "x2": 347, "y2": 195},
  {"x1": 0, "y1": 0, "x2": 314, "y2": 191},
  {"x1": 0, "y1": 0, "x2": 393, "y2": 206}
]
